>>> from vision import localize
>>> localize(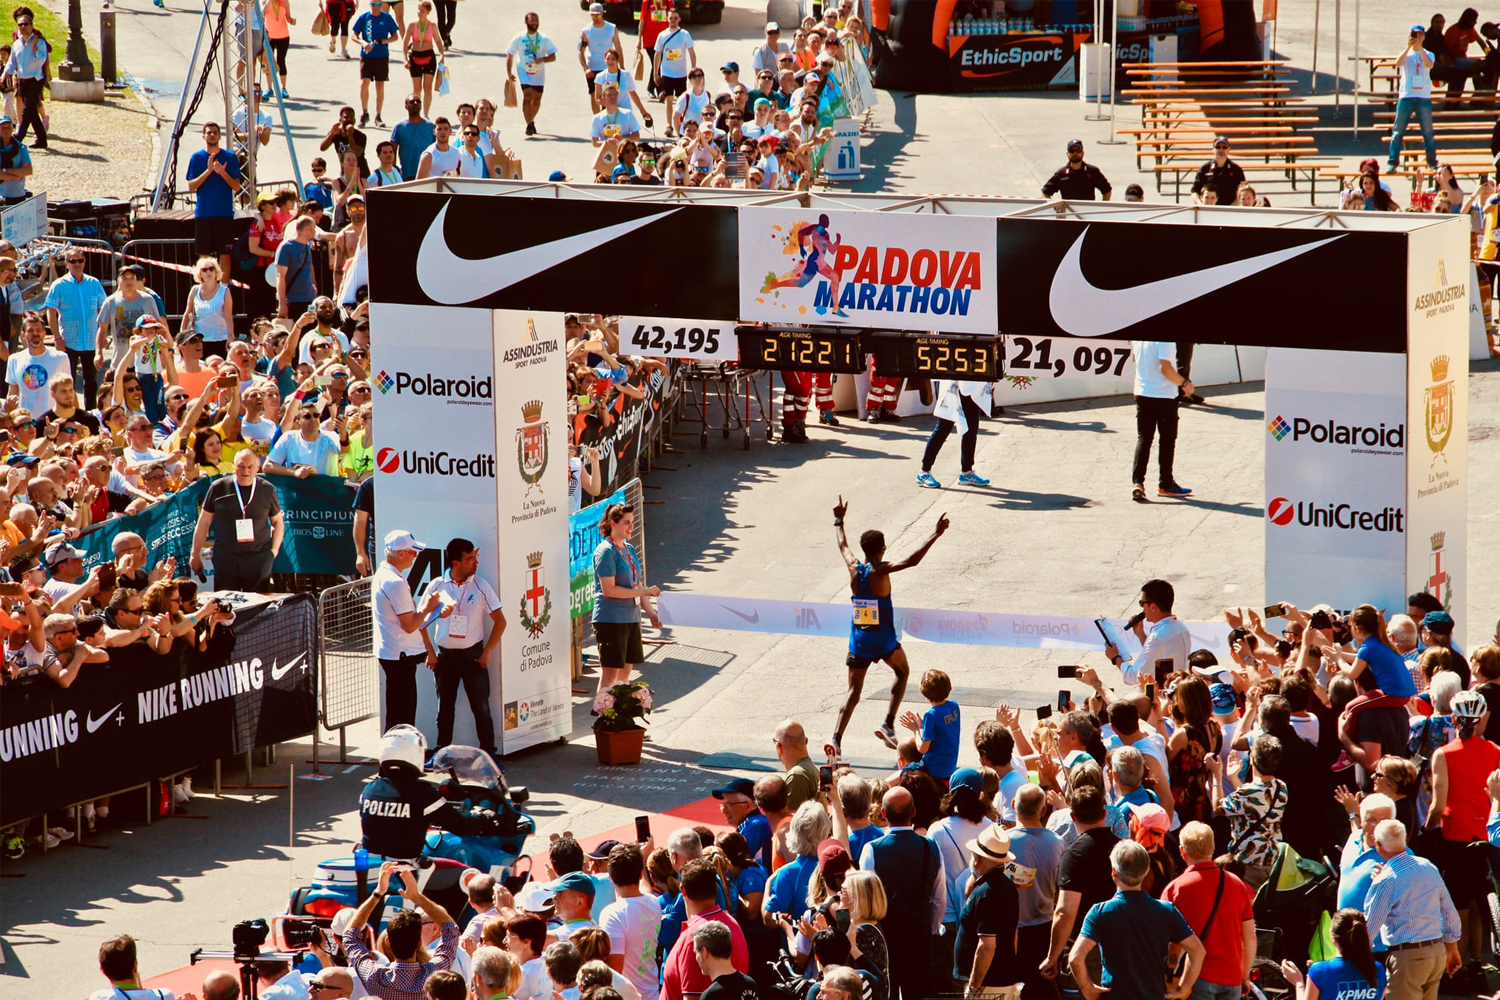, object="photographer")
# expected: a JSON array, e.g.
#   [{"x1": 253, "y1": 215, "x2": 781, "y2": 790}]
[{"x1": 343, "y1": 861, "x2": 459, "y2": 998}]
